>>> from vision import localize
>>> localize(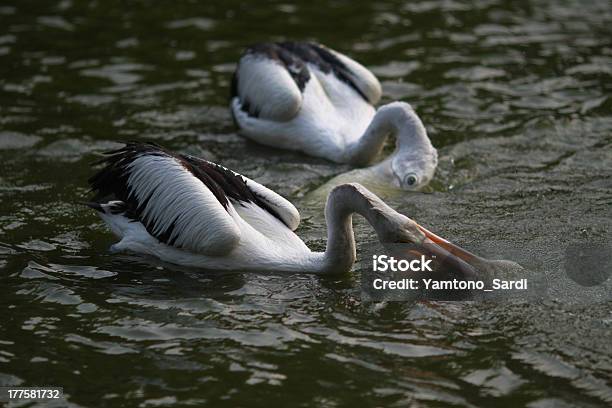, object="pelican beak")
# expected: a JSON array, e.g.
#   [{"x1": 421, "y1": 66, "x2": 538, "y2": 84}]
[{"x1": 415, "y1": 224, "x2": 481, "y2": 278}]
